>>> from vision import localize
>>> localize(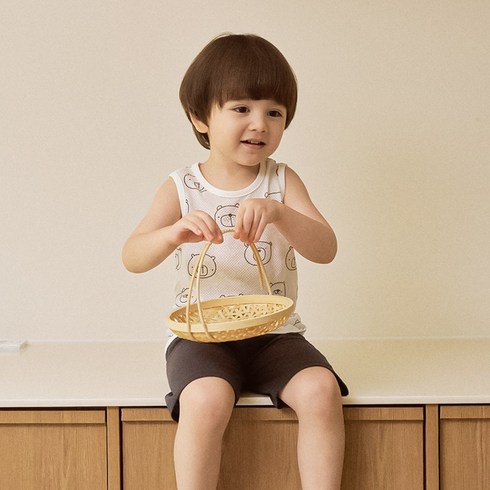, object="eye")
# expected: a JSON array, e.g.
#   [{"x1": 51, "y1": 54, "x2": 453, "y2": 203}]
[
  {"x1": 268, "y1": 110, "x2": 284, "y2": 118},
  {"x1": 233, "y1": 106, "x2": 249, "y2": 113}
]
